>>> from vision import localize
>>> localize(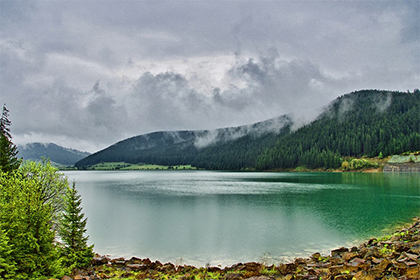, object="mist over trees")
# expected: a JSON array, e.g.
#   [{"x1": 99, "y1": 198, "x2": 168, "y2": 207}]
[
  {"x1": 256, "y1": 90, "x2": 420, "y2": 170},
  {"x1": 17, "y1": 143, "x2": 91, "y2": 166},
  {"x1": 75, "y1": 115, "x2": 293, "y2": 169},
  {"x1": 75, "y1": 90, "x2": 420, "y2": 170}
]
